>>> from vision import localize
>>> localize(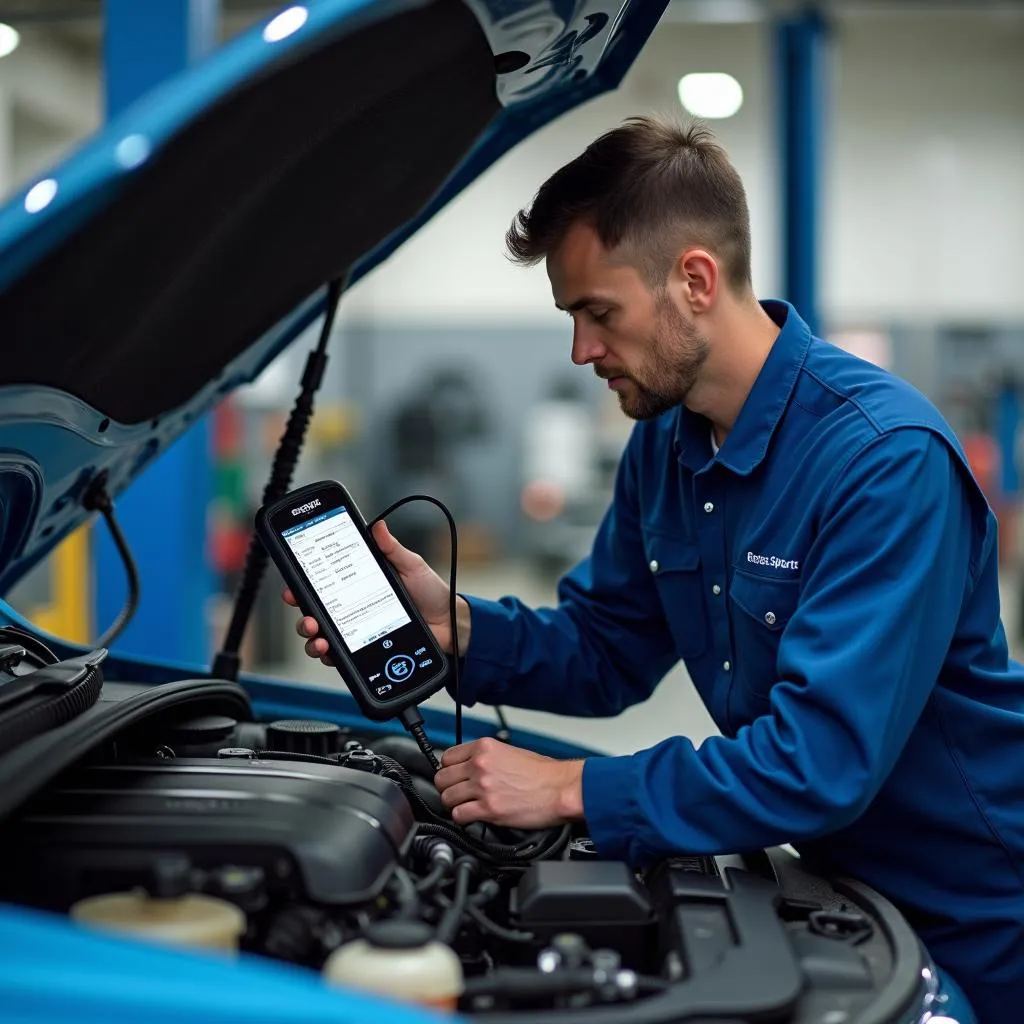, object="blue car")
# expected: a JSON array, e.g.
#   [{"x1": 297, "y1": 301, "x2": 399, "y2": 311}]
[{"x1": 0, "y1": 2, "x2": 977, "y2": 1022}]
